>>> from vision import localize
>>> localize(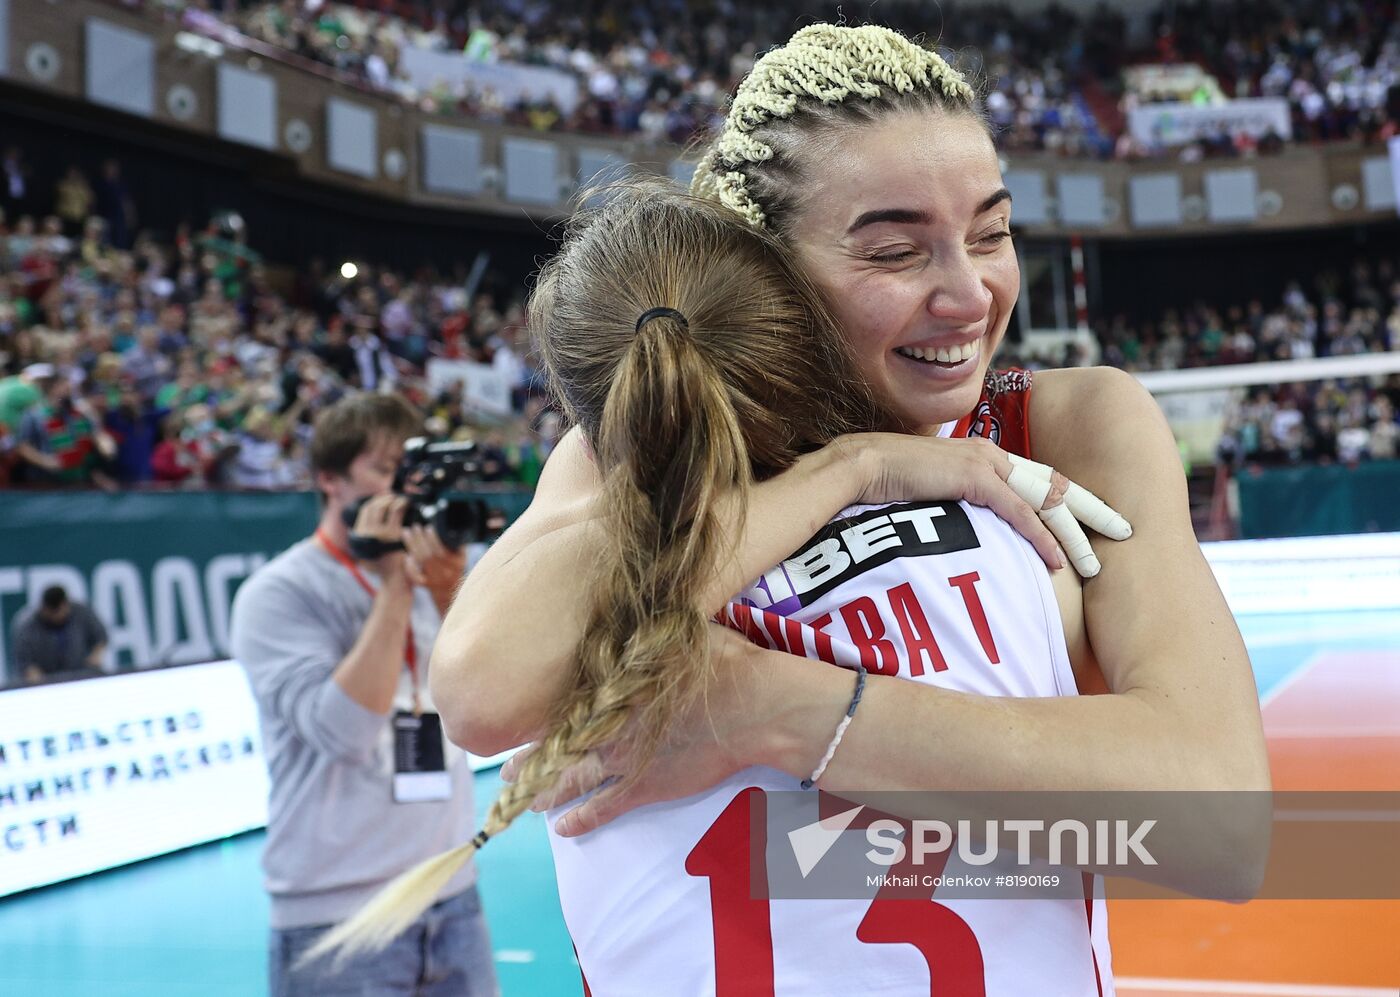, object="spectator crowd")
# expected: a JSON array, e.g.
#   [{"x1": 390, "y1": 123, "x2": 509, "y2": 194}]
[
  {"x1": 1217, "y1": 380, "x2": 1400, "y2": 467},
  {"x1": 0, "y1": 147, "x2": 559, "y2": 492},
  {"x1": 134, "y1": 0, "x2": 1400, "y2": 158},
  {"x1": 2, "y1": 146, "x2": 1398, "y2": 489},
  {"x1": 1000, "y1": 255, "x2": 1400, "y2": 467}
]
